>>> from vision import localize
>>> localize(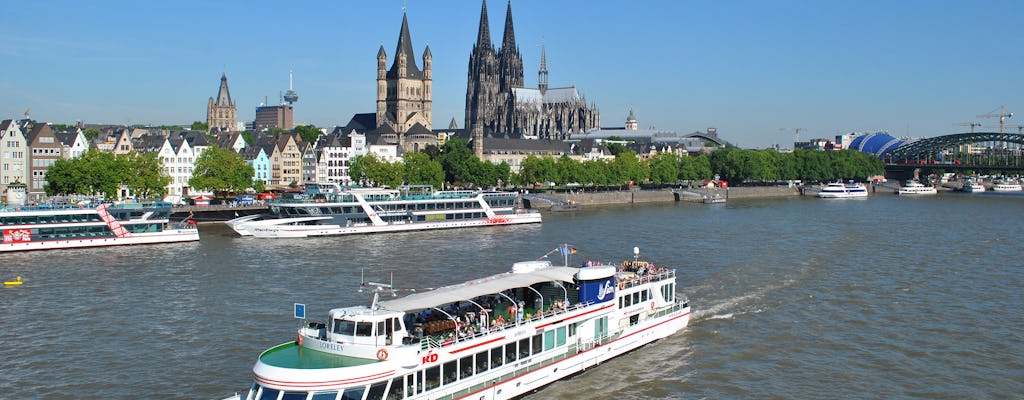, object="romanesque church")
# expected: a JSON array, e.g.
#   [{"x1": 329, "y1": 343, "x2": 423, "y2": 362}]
[{"x1": 465, "y1": 1, "x2": 600, "y2": 141}]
